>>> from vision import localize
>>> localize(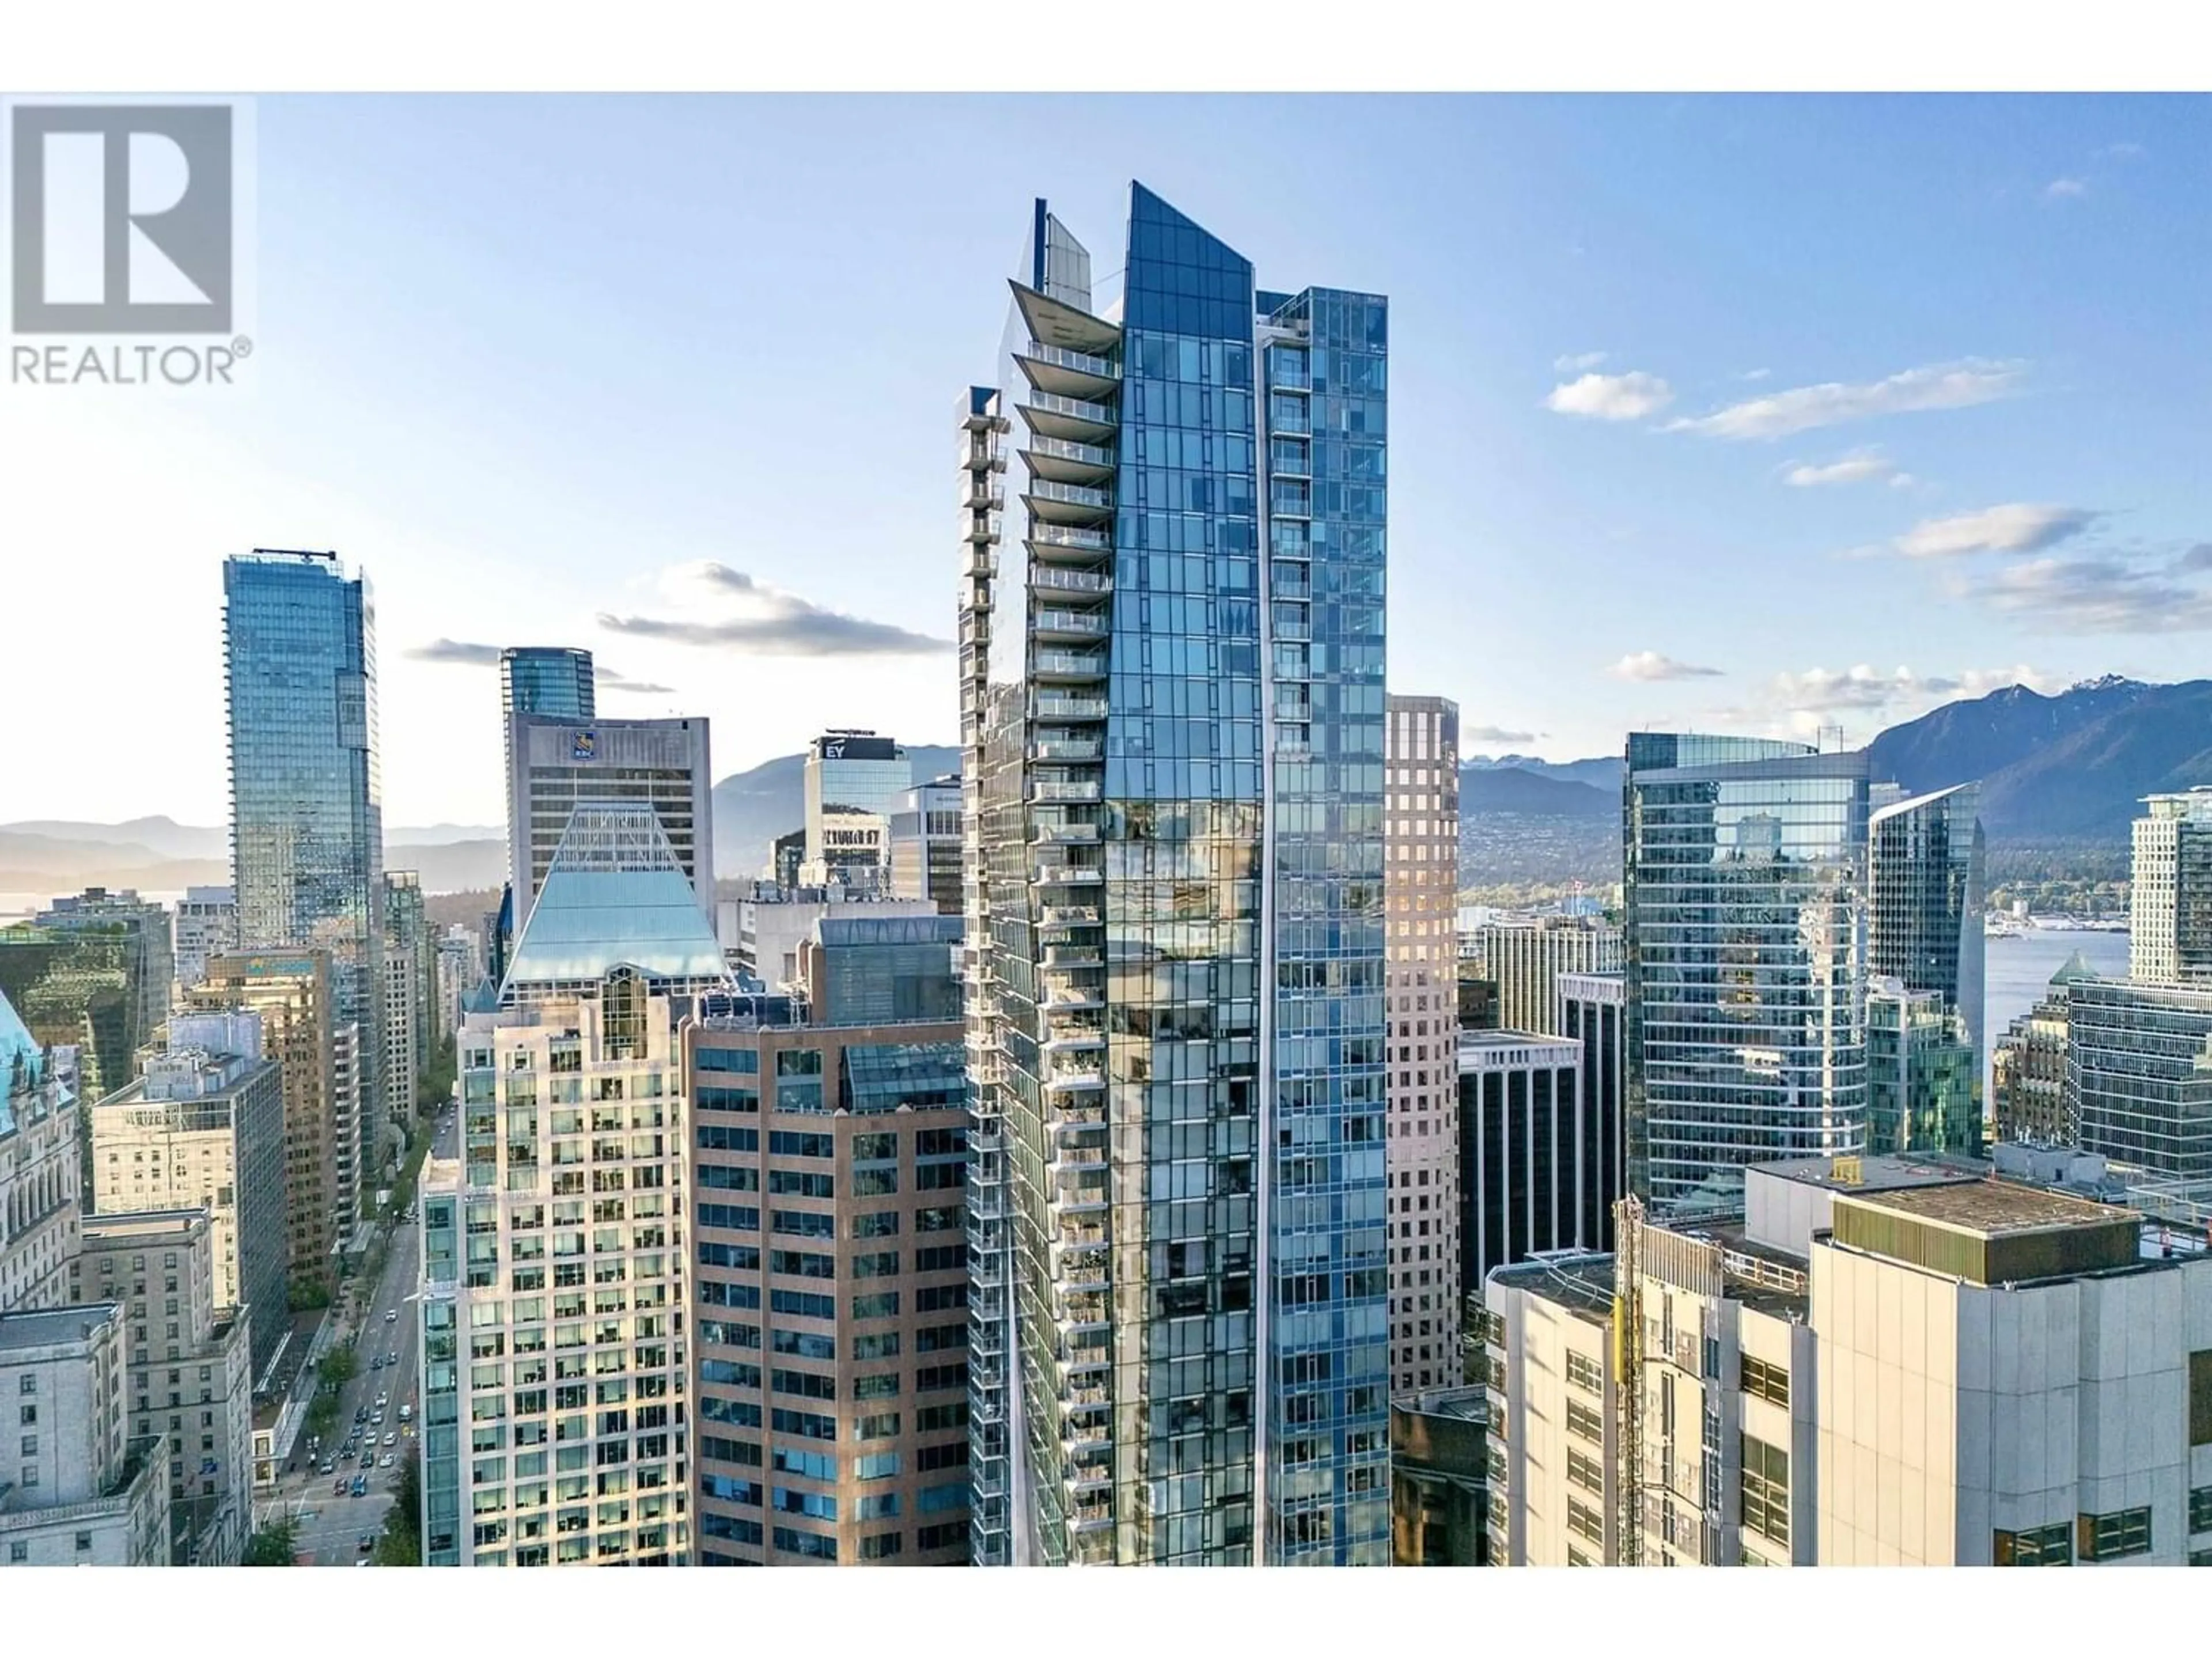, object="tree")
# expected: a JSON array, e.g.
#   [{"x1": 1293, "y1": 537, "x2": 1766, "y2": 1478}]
[
  {"x1": 373, "y1": 1446, "x2": 423, "y2": 1566},
  {"x1": 243, "y1": 1520, "x2": 299, "y2": 1566},
  {"x1": 317, "y1": 1345, "x2": 359, "y2": 1389}
]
